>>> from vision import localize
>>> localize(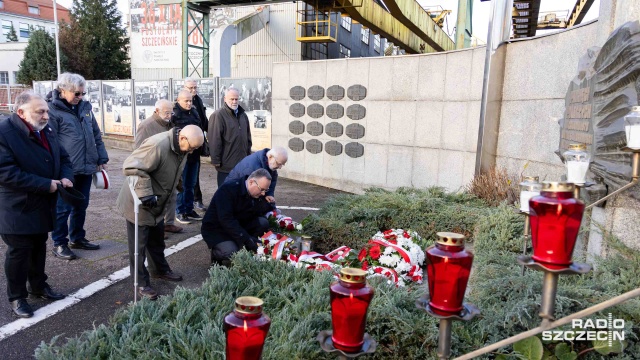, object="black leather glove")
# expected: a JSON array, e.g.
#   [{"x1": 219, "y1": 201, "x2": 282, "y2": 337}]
[
  {"x1": 244, "y1": 238, "x2": 259, "y2": 252},
  {"x1": 140, "y1": 195, "x2": 158, "y2": 208}
]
